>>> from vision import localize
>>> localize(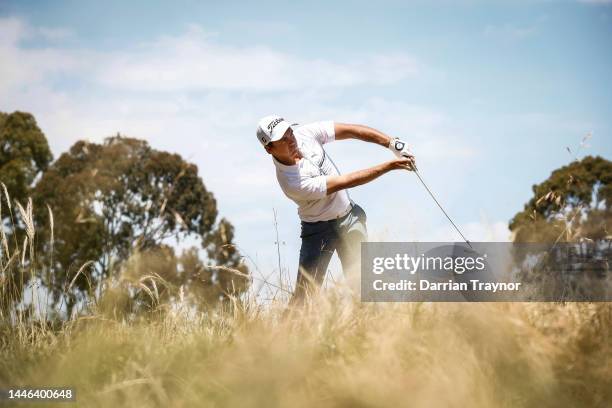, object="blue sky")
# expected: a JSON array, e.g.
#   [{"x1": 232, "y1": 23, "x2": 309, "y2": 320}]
[{"x1": 1, "y1": 0, "x2": 611, "y2": 292}]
